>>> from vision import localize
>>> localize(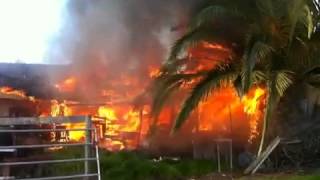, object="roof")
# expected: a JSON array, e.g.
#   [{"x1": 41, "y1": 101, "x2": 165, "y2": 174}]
[{"x1": 0, "y1": 63, "x2": 71, "y2": 99}]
